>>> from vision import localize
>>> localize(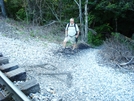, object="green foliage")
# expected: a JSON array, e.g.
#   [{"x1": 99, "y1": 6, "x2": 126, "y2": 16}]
[
  {"x1": 87, "y1": 31, "x2": 103, "y2": 46},
  {"x1": 5, "y1": 0, "x2": 24, "y2": 18},
  {"x1": 94, "y1": 23, "x2": 112, "y2": 34},
  {"x1": 88, "y1": 13, "x2": 95, "y2": 26},
  {"x1": 88, "y1": 23, "x2": 112, "y2": 46},
  {"x1": 30, "y1": 31, "x2": 36, "y2": 37},
  {"x1": 4, "y1": 0, "x2": 134, "y2": 38},
  {"x1": 111, "y1": 32, "x2": 120, "y2": 39},
  {"x1": 16, "y1": 8, "x2": 26, "y2": 20}
]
